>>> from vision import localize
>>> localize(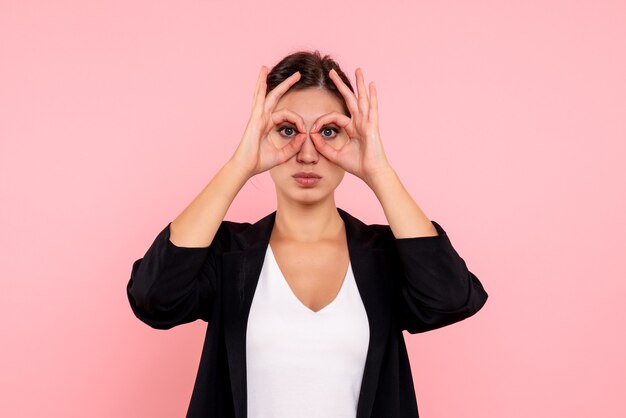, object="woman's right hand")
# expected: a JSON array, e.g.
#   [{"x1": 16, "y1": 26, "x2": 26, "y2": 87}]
[{"x1": 229, "y1": 66, "x2": 307, "y2": 178}]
